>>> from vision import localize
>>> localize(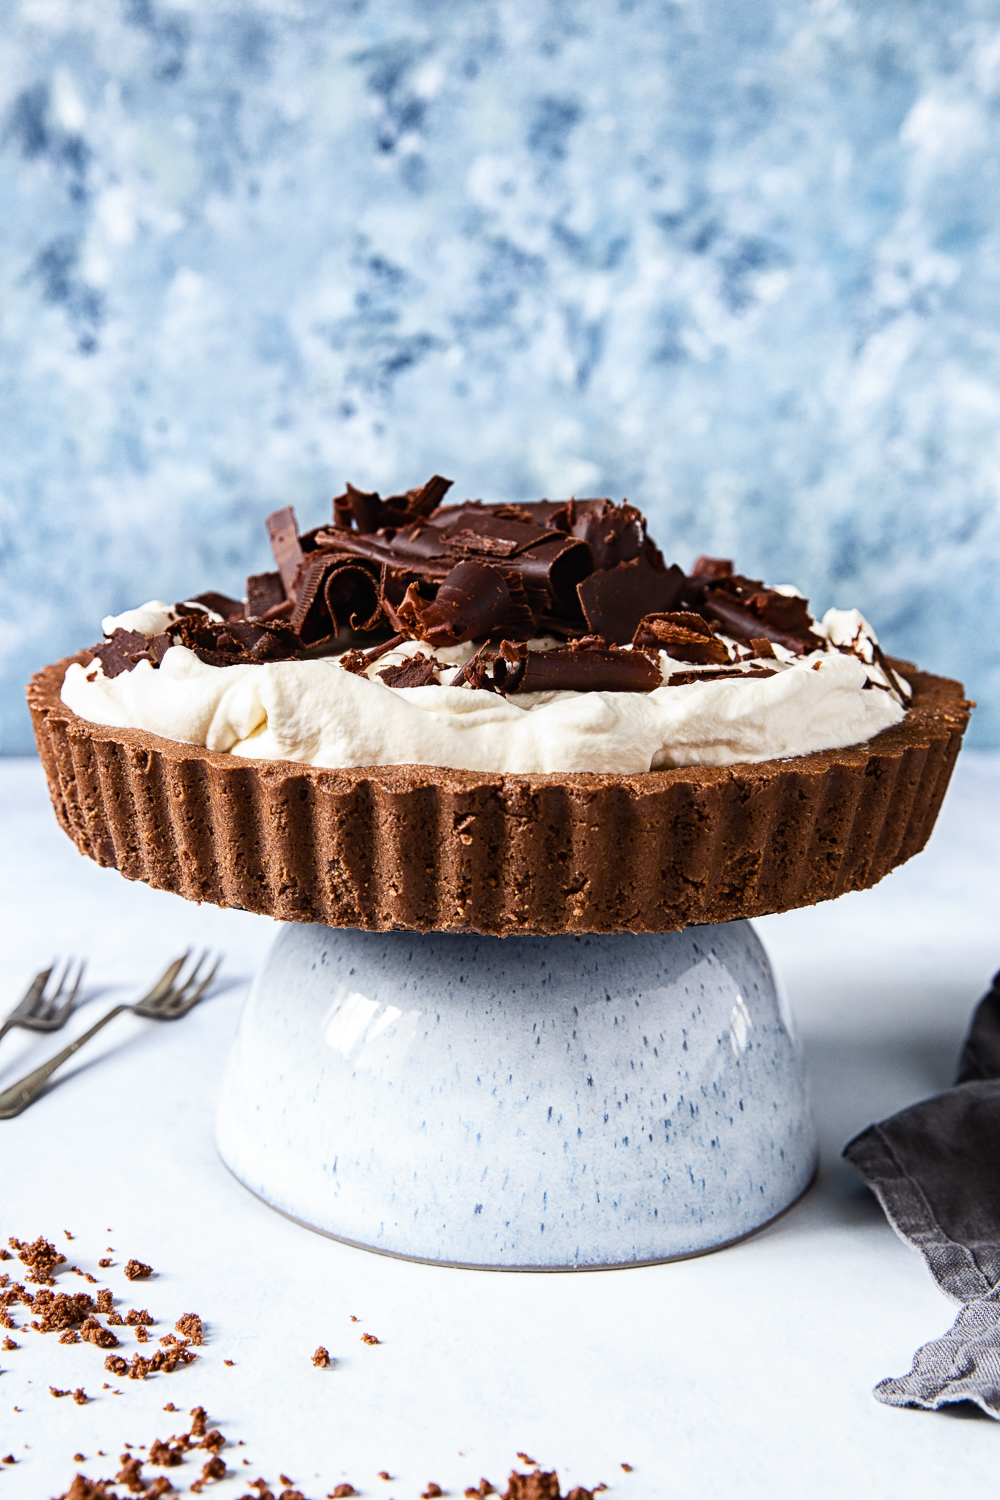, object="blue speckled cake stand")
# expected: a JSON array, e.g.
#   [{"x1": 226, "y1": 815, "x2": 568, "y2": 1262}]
[{"x1": 216, "y1": 920, "x2": 816, "y2": 1268}]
